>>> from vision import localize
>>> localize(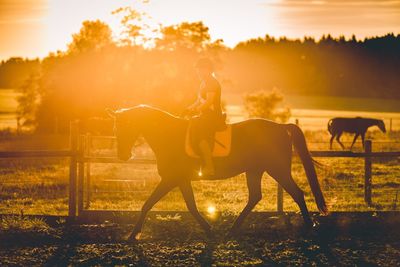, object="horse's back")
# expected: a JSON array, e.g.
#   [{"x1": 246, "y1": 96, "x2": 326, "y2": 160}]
[
  {"x1": 230, "y1": 119, "x2": 291, "y2": 153},
  {"x1": 330, "y1": 117, "x2": 366, "y2": 133},
  {"x1": 215, "y1": 119, "x2": 293, "y2": 173},
  {"x1": 231, "y1": 118, "x2": 287, "y2": 136}
]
